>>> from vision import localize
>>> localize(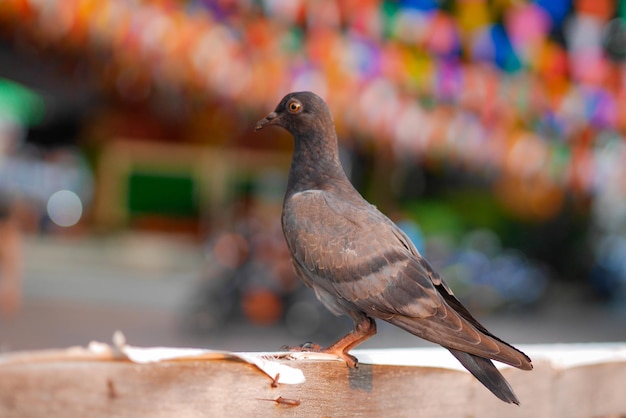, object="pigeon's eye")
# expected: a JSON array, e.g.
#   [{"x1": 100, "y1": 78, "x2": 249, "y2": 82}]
[{"x1": 288, "y1": 101, "x2": 302, "y2": 113}]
